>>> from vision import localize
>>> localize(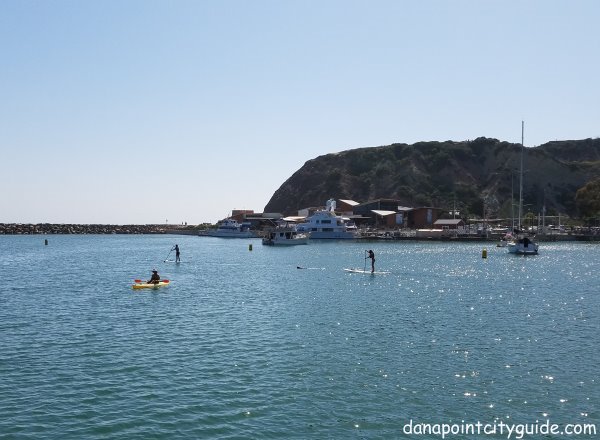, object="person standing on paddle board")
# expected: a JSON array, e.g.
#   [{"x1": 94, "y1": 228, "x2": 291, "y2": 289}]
[
  {"x1": 148, "y1": 269, "x2": 161, "y2": 284},
  {"x1": 174, "y1": 244, "x2": 180, "y2": 263},
  {"x1": 367, "y1": 250, "x2": 375, "y2": 273}
]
